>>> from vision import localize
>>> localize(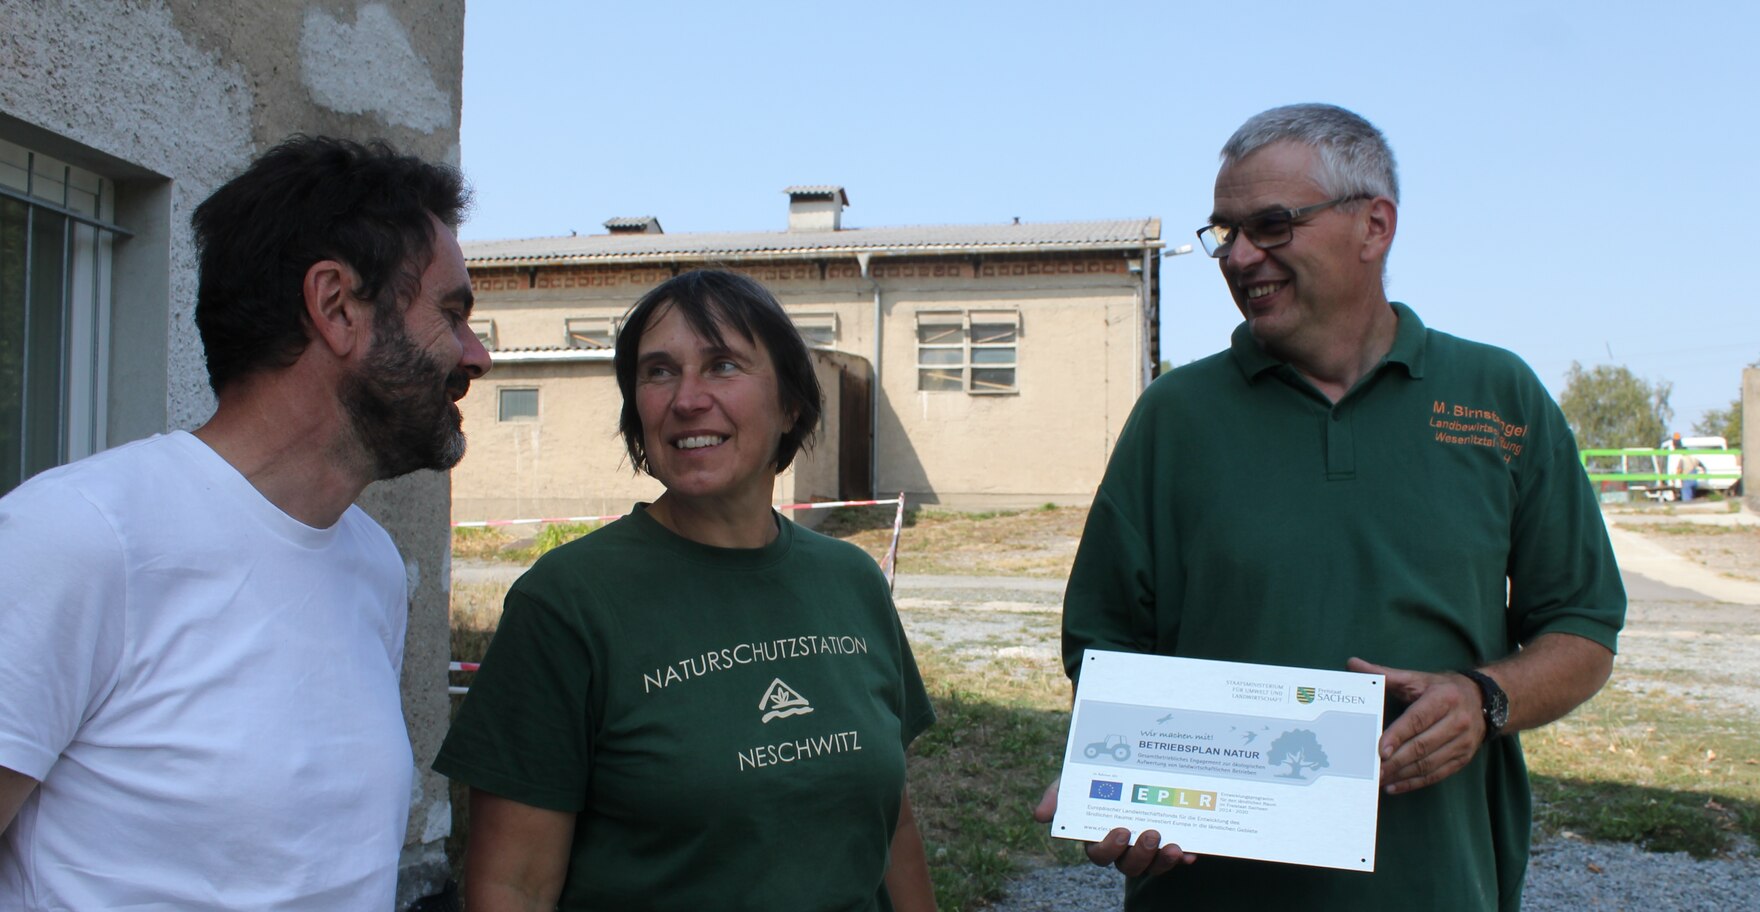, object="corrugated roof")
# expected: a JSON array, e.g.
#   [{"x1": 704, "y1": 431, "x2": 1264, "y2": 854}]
[
  {"x1": 783, "y1": 185, "x2": 849, "y2": 205},
  {"x1": 463, "y1": 218, "x2": 1163, "y2": 268},
  {"x1": 489, "y1": 347, "x2": 613, "y2": 364}
]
